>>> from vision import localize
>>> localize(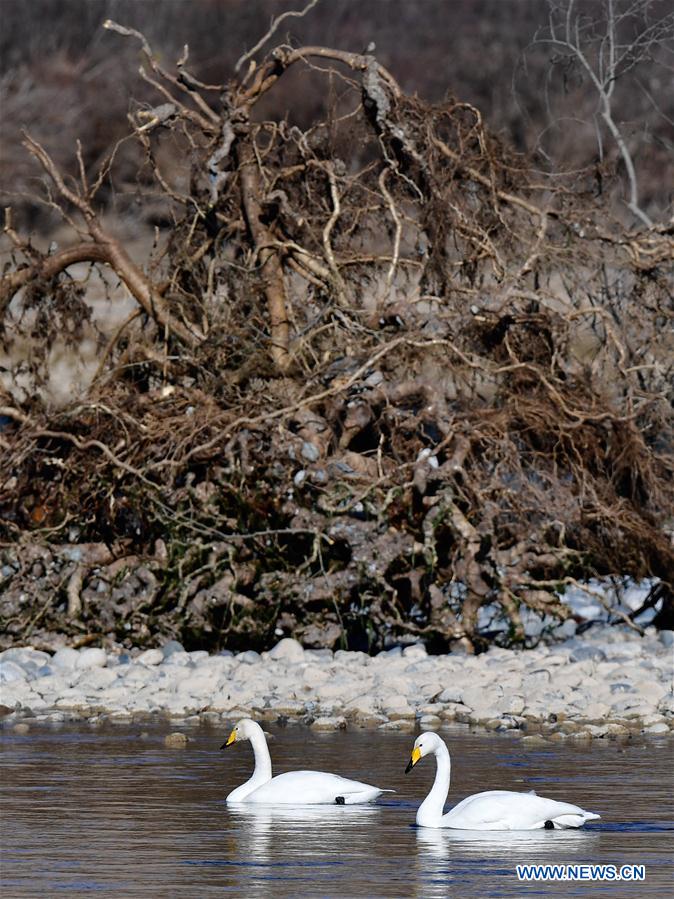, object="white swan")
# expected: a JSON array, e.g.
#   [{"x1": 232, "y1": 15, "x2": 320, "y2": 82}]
[
  {"x1": 223, "y1": 718, "x2": 390, "y2": 804},
  {"x1": 406, "y1": 732, "x2": 600, "y2": 830}
]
